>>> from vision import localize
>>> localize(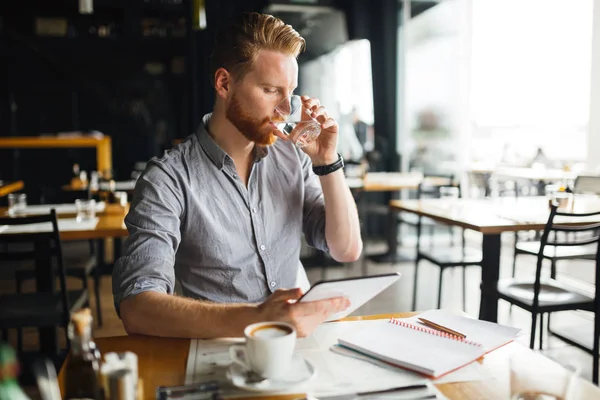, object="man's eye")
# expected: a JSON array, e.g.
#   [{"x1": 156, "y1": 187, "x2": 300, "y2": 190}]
[{"x1": 264, "y1": 88, "x2": 278, "y2": 94}]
